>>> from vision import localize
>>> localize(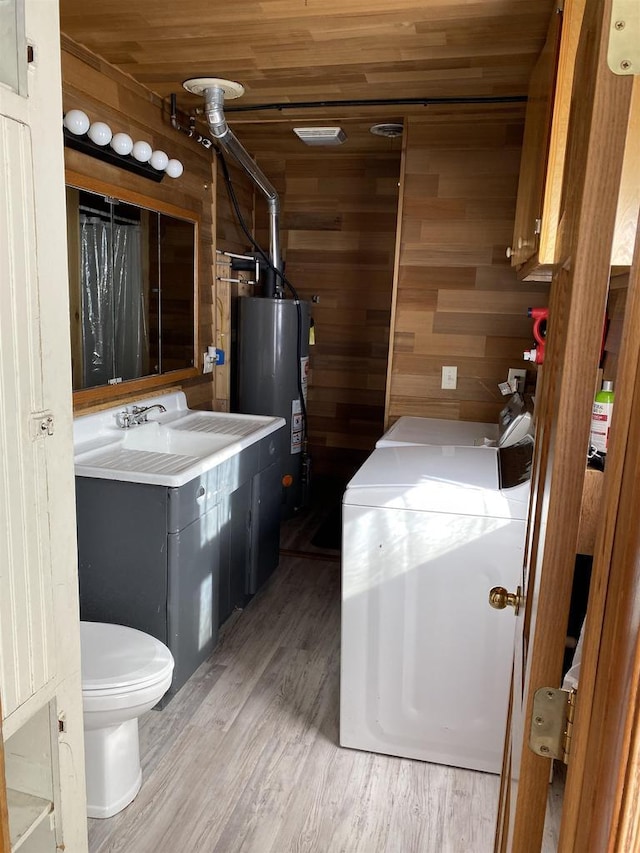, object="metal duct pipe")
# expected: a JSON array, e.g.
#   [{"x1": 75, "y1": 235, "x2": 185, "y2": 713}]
[{"x1": 203, "y1": 84, "x2": 282, "y2": 280}]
